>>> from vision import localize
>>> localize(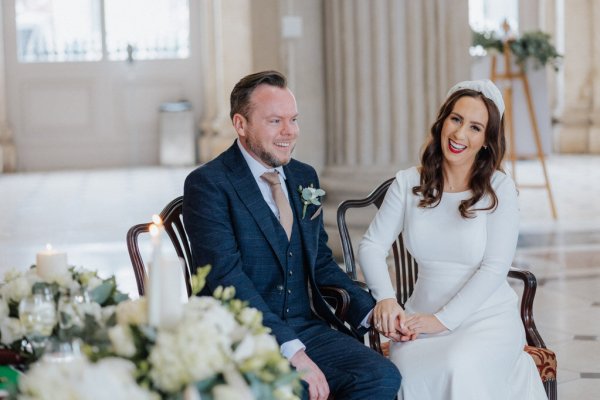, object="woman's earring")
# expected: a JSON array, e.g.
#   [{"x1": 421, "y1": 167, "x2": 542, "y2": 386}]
[{"x1": 483, "y1": 145, "x2": 488, "y2": 150}]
